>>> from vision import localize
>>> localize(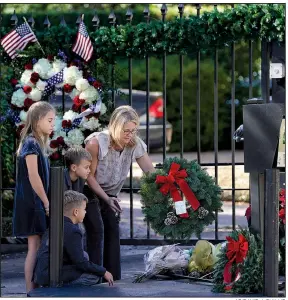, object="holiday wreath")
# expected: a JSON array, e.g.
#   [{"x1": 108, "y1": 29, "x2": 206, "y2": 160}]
[
  {"x1": 140, "y1": 157, "x2": 222, "y2": 239},
  {"x1": 8, "y1": 52, "x2": 109, "y2": 163},
  {"x1": 212, "y1": 228, "x2": 263, "y2": 294}
]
